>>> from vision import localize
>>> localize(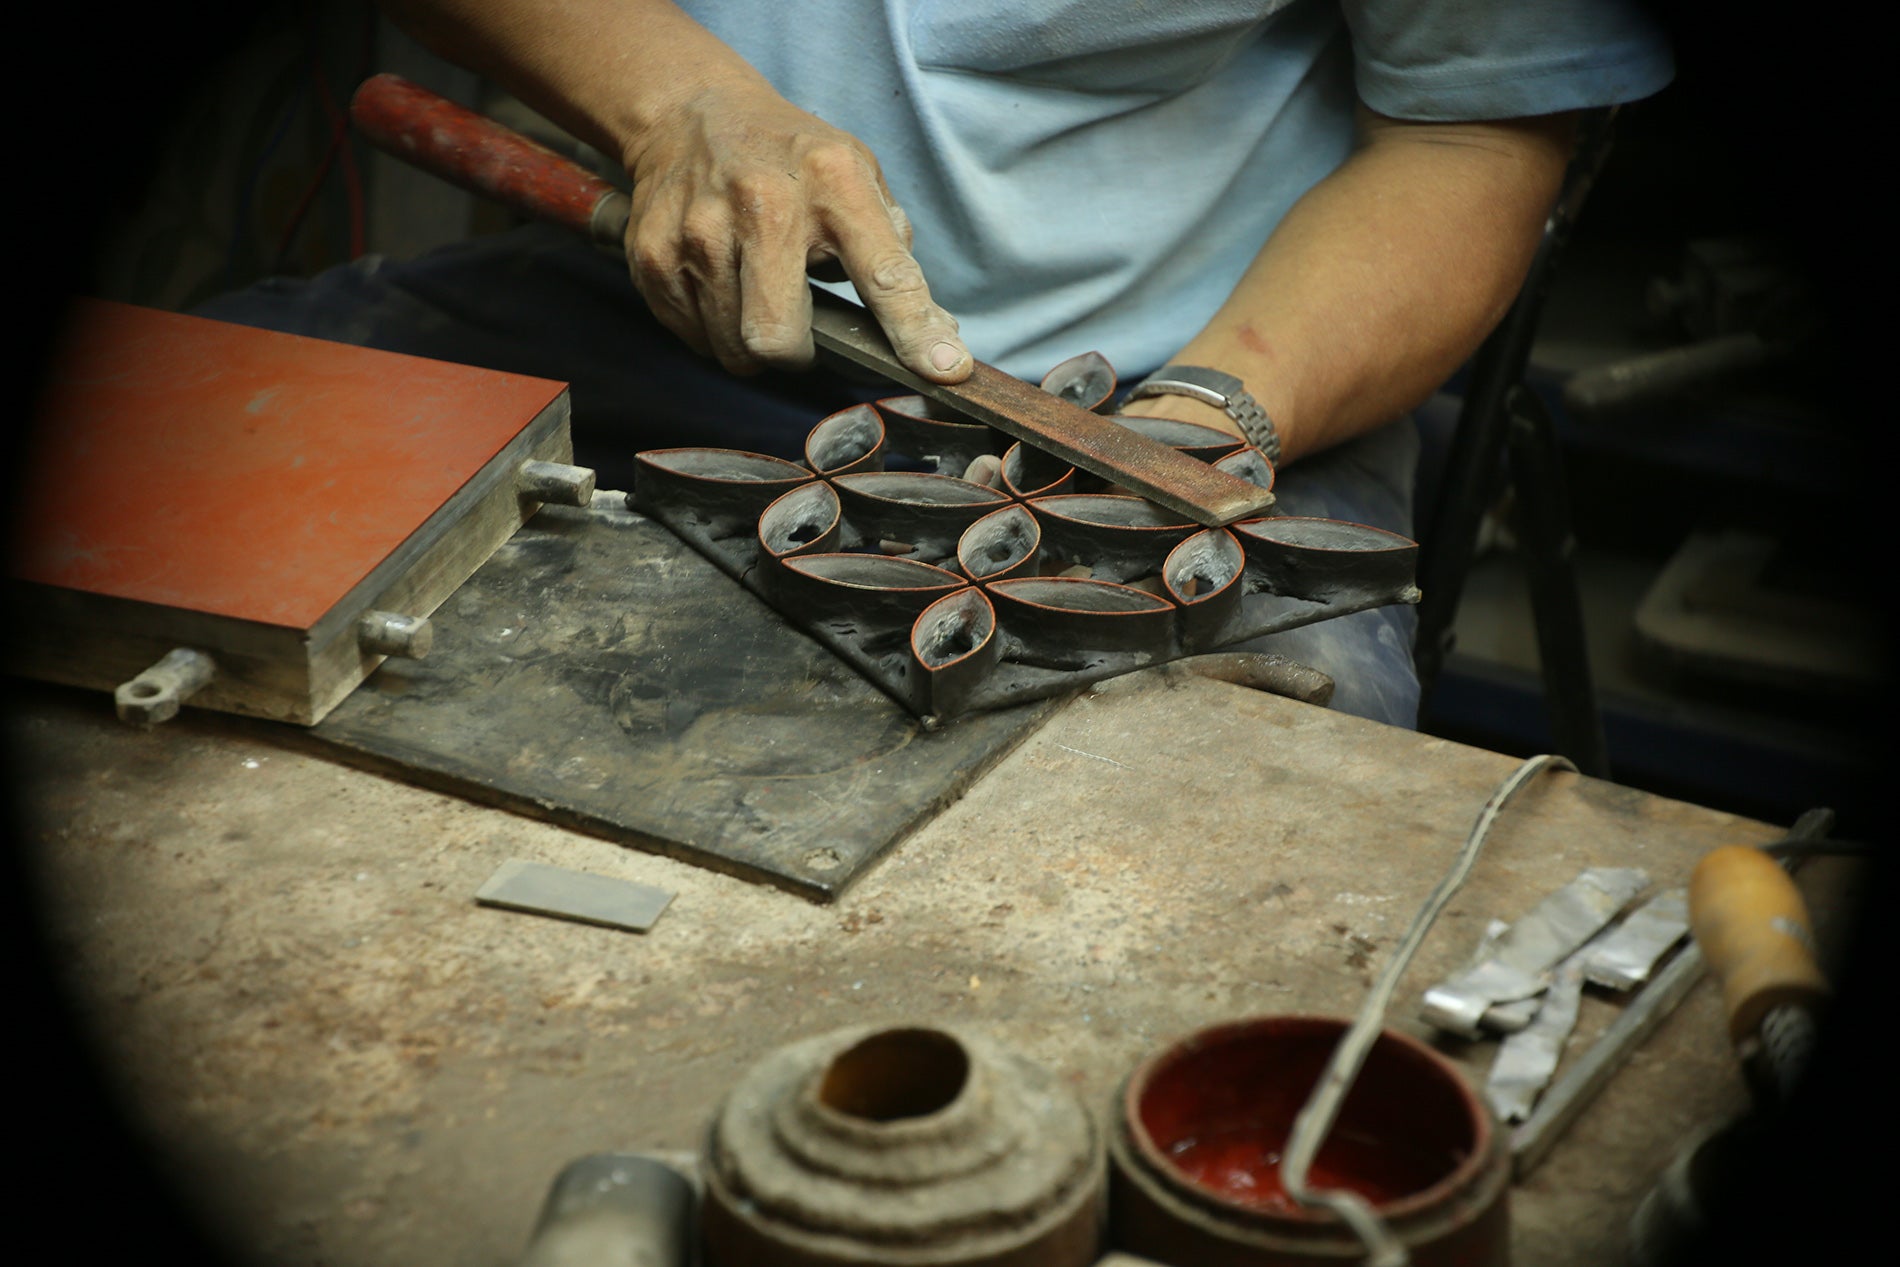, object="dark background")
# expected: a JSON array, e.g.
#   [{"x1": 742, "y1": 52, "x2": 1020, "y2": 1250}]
[{"x1": 6, "y1": 3, "x2": 1887, "y2": 1262}]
